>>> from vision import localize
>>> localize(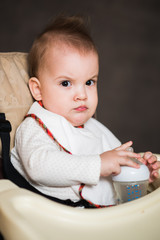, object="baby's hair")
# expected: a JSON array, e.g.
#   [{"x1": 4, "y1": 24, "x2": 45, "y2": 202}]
[{"x1": 28, "y1": 15, "x2": 98, "y2": 78}]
